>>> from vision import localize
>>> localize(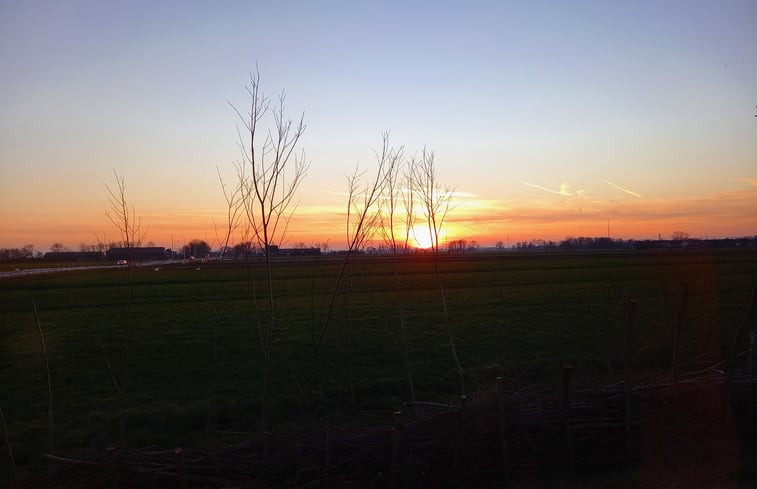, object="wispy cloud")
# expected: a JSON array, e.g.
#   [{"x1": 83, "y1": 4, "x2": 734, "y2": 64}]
[
  {"x1": 738, "y1": 177, "x2": 757, "y2": 187},
  {"x1": 448, "y1": 187, "x2": 757, "y2": 231},
  {"x1": 604, "y1": 180, "x2": 642, "y2": 198},
  {"x1": 523, "y1": 181, "x2": 582, "y2": 197}
]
